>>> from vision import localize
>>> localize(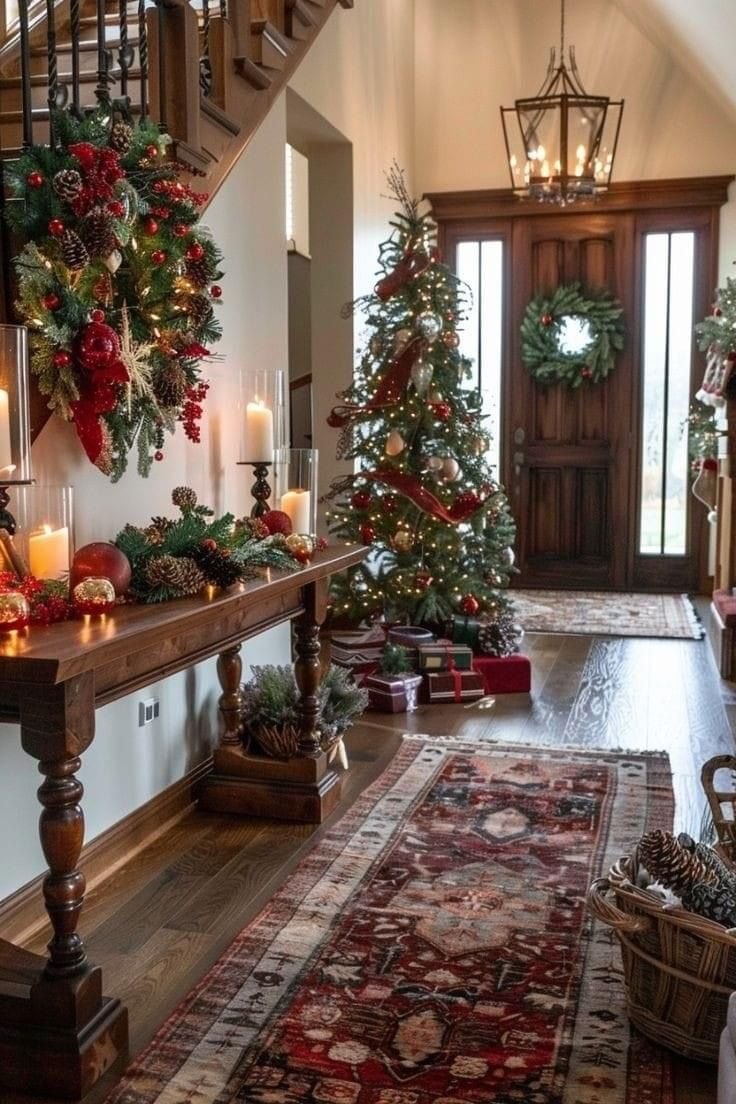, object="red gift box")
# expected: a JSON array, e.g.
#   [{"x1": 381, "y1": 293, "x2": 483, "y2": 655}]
[
  {"x1": 365, "y1": 673, "x2": 423, "y2": 713},
  {"x1": 330, "y1": 626, "x2": 386, "y2": 683},
  {"x1": 423, "y1": 669, "x2": 485, "y2": 704},
  {"x1": 472, "y1": 654, "x2": 531, "y2": 695}
]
